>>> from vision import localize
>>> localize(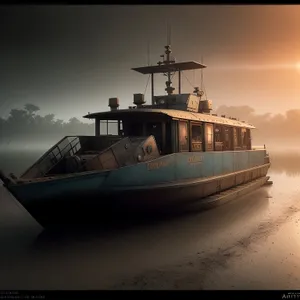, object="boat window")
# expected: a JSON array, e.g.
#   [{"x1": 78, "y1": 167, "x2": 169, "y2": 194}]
[
  {"x1": 233, "y1": 127, "x2": 242, "y2": 149},
  {"x1": 100, "y1": 120, "x2": 119, "y2": 136},
  {"x1": 205, "y1": 123, "x2": 214, "y2": 151},
  {"x1": 233, "y1": 127, "x2": 238, "y2": 149},
  {"x1": 241, "y1": 128, "x2": 251, "y2": 150},
  {"x1": 165, "y1": 122, "x2": 172, "y2": 154},
  {"x1": 190, "y1": 123, "x2": 203, "y2": 151},
  {"x1": 237, "y1": 128, "x2": 242, "y2": 149},
  {"x1": 223, "y1": 126, "x2": 233, "y2": 151},
  {"x1": 214, "y1": 125, "x2": 223, "y2": 151},
  {"x1": 179, "y1": 121, "x2": 189, "y2": 152},
  {"x1": 246, "y1": 128, "x2": 251, "y2": 150},
  {"x1": 241, "y1": 128, "x2": 247, "y2": 149}
]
